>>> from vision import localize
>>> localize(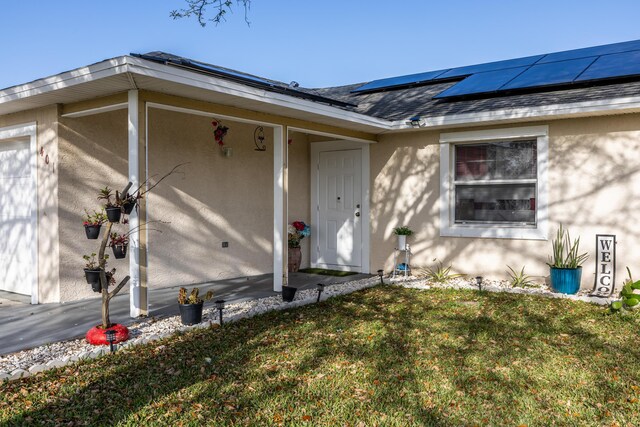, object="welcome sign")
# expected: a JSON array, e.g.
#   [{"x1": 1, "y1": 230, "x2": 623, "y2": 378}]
[{"x1": 590, "y1": 234, "x2": 616, "y2": 298}]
